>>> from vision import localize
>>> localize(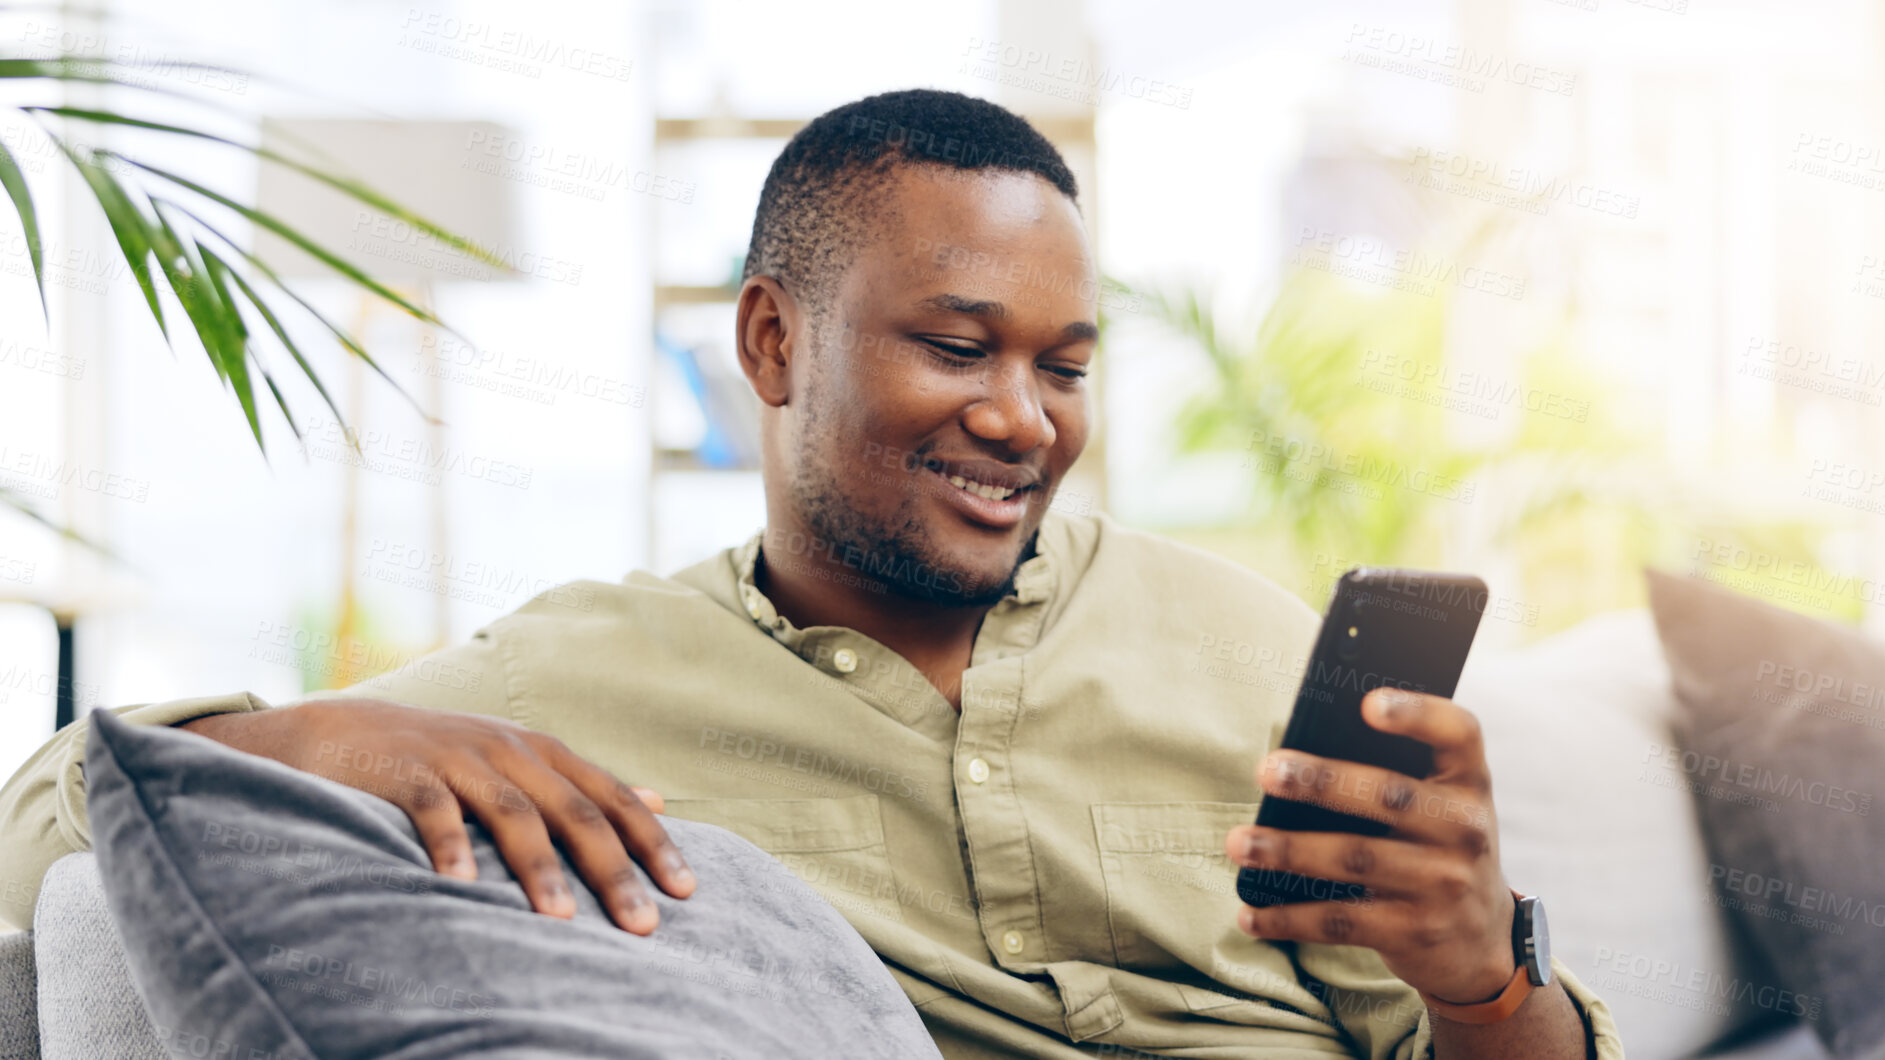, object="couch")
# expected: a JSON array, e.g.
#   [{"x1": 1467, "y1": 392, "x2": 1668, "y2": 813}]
[{"x1": 0, "y1": 610, "x2": 1840, "y2": 1059}]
